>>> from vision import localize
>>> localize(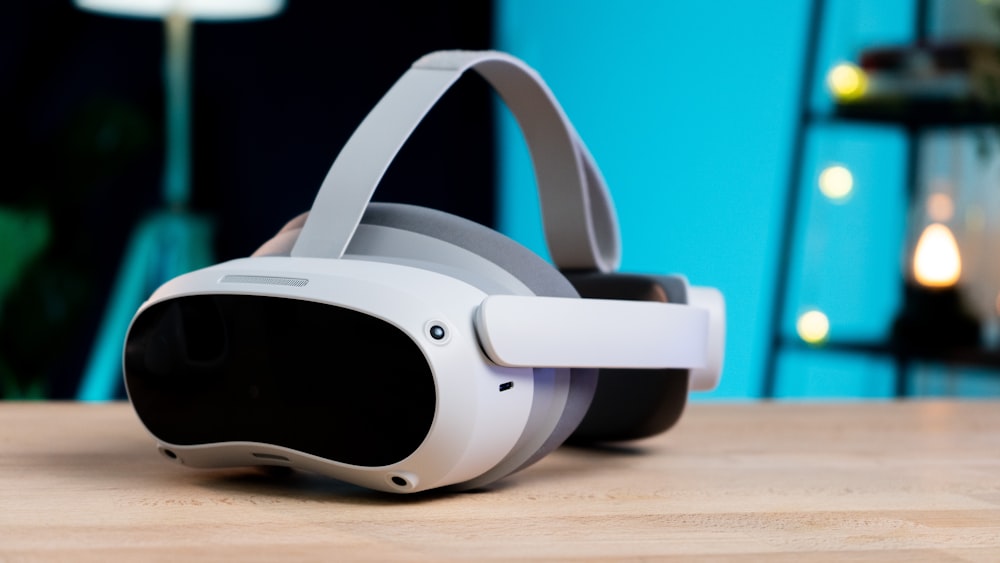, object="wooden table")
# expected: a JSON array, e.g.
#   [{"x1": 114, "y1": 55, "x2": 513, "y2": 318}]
[{"x1": 2, "y1": 401, "x2": 998, "y2": 561}]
